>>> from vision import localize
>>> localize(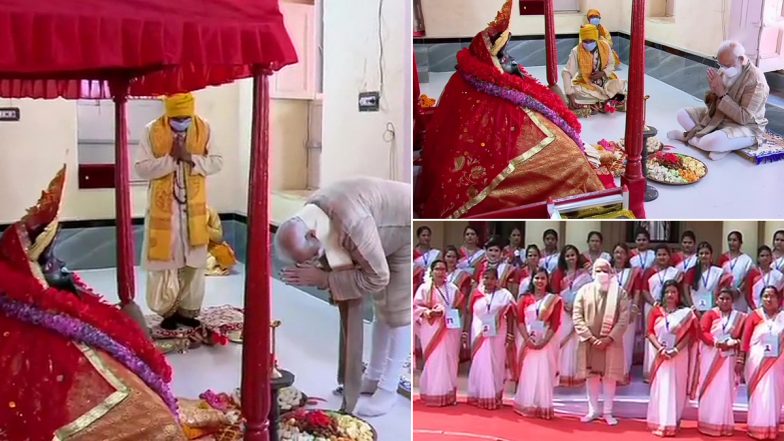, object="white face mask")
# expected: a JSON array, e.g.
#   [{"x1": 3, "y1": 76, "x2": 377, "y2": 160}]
[
  {"x1": 583, "y1": 42, "x2": 597, "y2": 52},
  {"x1": 722, "y1": 66, "x2": 740, "y2": 78},
  {"x1": 594, "y1": 272, "x2": 610, "y2": 288},
  {"x1": 589, "y1": 17, "x2": 601, "y2": 26}
]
